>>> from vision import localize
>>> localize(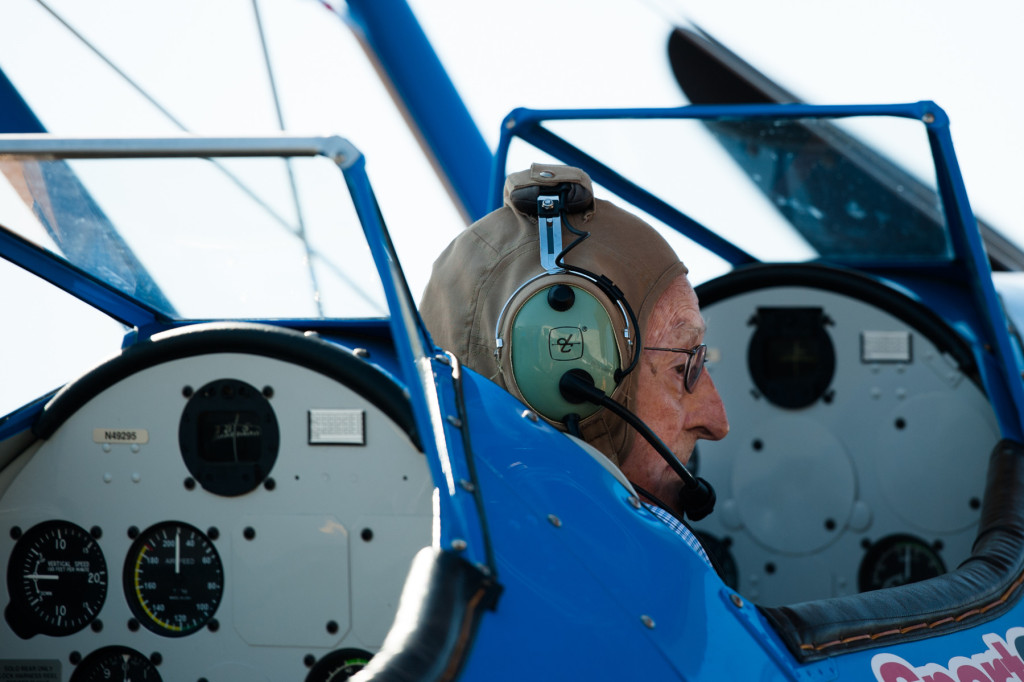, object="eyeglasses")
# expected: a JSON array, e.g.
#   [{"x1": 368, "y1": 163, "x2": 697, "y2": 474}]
[{"x1": 643, "y1": 343, "x2": 707, "y2": 393}]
